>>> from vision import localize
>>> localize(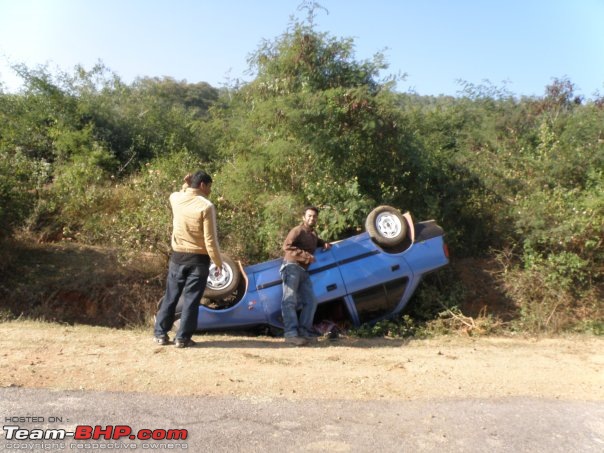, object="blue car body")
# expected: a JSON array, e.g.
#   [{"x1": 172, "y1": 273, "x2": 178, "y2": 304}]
[{"x1": 194, "y1": 213, "x2": 449, "y2": 332}]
